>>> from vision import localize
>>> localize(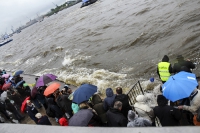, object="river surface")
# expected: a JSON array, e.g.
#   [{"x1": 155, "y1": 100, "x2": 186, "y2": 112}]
[{"x1": 0, "y1": 0, "x2": 200, "y2": 93}]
